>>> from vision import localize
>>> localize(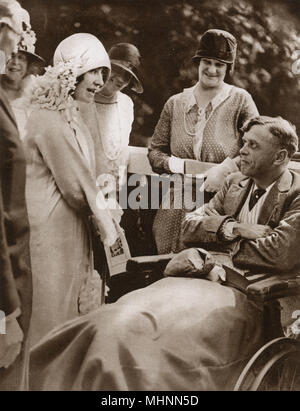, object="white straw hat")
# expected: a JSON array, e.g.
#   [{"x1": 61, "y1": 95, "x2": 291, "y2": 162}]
[{"x1": 53, "y1": 33, "x2": 111, "y2": 77}]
